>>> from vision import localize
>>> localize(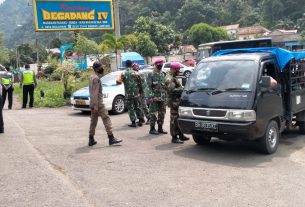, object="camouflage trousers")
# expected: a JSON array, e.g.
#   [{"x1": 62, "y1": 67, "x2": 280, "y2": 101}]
[
  {"x1": 127, "y1": 97, "x2": 144, "y2": 122},
  {"x1": 139, "y1": 97, "x2": 150, "y2": 119},
  {"x1": 170, "y1": 106, "x2": 182, "y2": 137},
  {"x1": 89, "y1": 103, "x2": 113, "y2": 136},
  {"x1": 149, "y1": 101, "x2": 166, "y2": 127}
]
